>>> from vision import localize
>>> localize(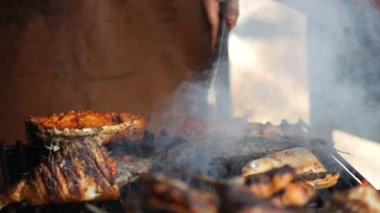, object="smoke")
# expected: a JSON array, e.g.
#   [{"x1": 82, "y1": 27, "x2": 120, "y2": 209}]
[
  {"x1": 229, "y1": 0, "x2": 380, "y2": 140},
  {"x1": 289, "y1": 0, "x2": 380, "y2": 140},
  {"x1": 149, "y1": 80, "x2": 252, "y2": 177},
  {"x1": 148, "y1": 0, "x2": 380, "y2": 176}
]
